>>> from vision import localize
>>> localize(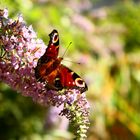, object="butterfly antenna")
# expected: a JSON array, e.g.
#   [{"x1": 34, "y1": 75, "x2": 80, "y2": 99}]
[
  {"x1": 63, "y1": 59, "x2": 81, "y2": 65},
  {"x1": 62, "y1": 42, "x2": 81, "y2": 65},
  {"x1": 62, "y1": 42, "x2": 72, "y2": 58}
]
